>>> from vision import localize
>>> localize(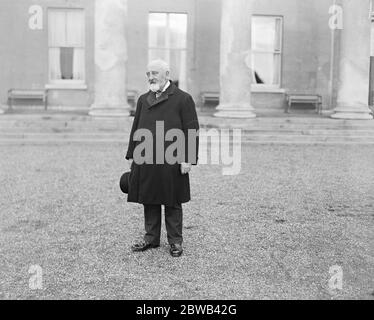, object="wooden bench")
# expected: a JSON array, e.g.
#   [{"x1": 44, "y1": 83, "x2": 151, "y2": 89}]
[
  {"x1": 285, "y1": 94, "x2": 322, "y2": 114},
  {"x1": 8, "y1": 89, "x2": 48, "y2": 110},
  {"x1": 127, "y1": 90, "x2": 139, "y2": 104},
  {"x1": 201, "y1": 92, "x2": 220, "y2": 105},
  {"x1": 127, "y1": 90, "x2": 139, "y2": 116}
]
